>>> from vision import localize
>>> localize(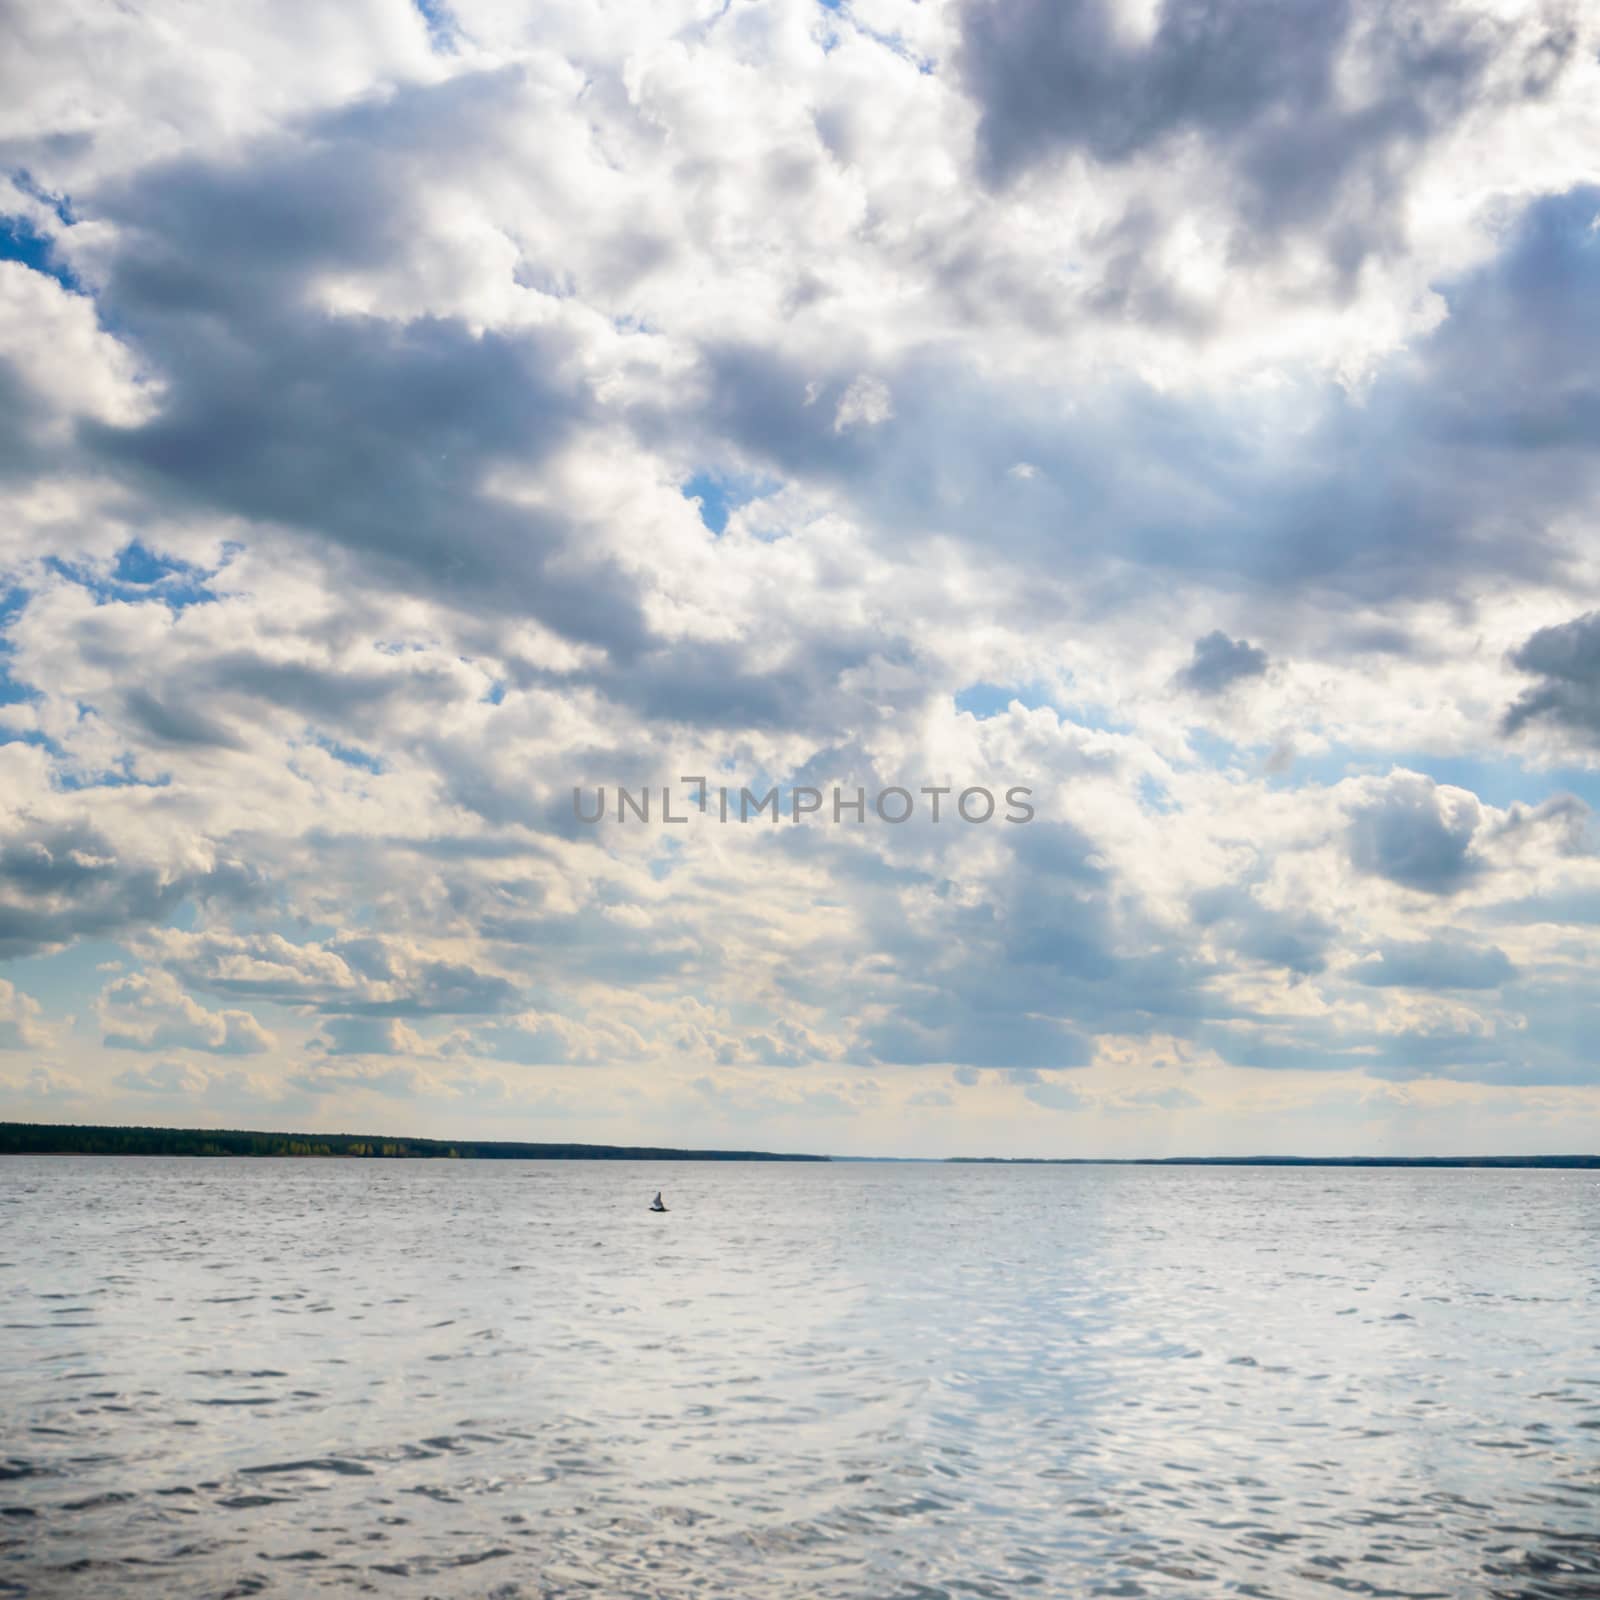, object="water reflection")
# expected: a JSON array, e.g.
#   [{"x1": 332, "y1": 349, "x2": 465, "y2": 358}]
[{"x1": 1, "y1": 1159, "x2": 1596, "y2": 1597}]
